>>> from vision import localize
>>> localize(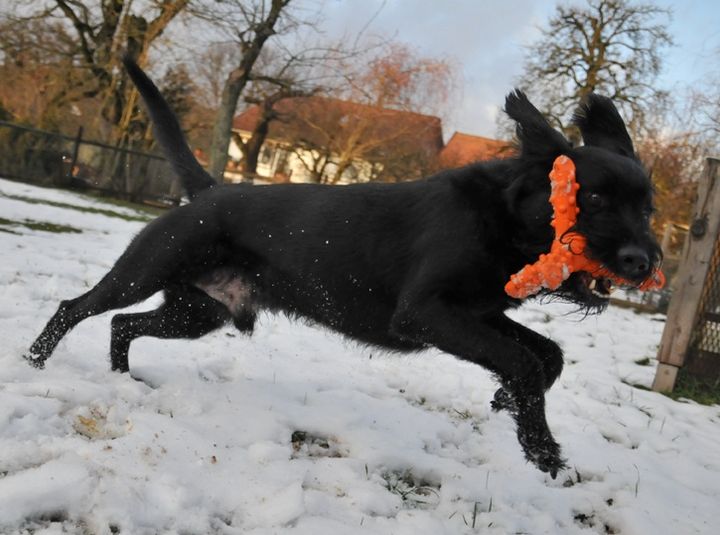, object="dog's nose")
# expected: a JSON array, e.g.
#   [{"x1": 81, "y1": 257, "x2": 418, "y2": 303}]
[{"x1": 617, "y1": 245, "x2": 651, "y2": 280}]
